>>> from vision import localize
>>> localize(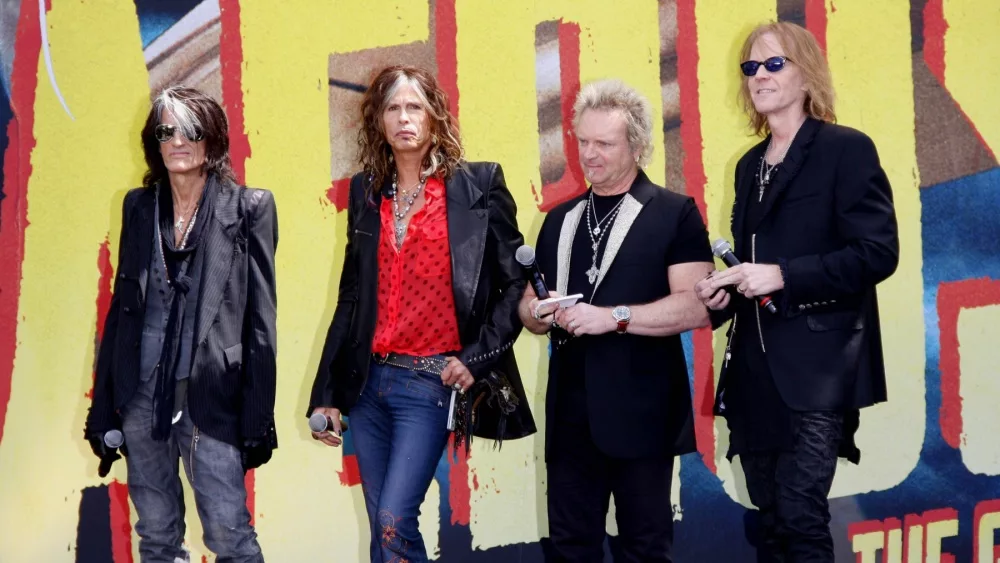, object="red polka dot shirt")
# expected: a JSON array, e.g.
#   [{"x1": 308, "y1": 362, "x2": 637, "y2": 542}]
[{"x1": 371, "y1": 176, "x2": 462, "y2": 356}]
